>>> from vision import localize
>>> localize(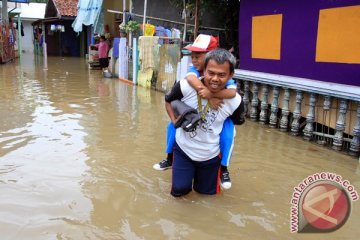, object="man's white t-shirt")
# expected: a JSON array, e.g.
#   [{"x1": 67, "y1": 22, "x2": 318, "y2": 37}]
[{"x1": 166, "y1": 79, "x2": 242, "y2": 161}]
